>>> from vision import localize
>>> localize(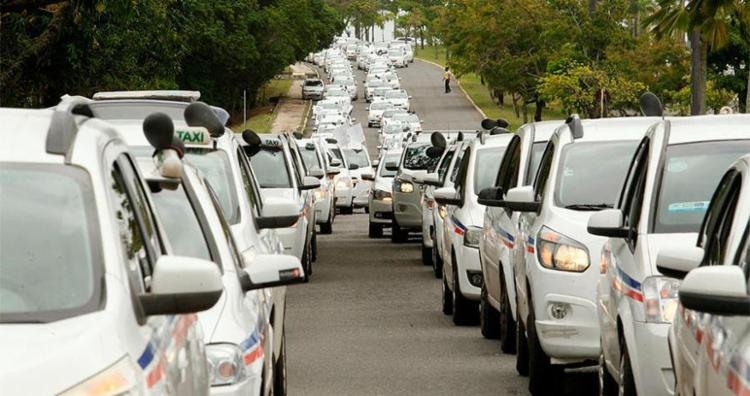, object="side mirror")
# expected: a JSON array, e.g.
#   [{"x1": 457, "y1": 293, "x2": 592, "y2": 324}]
[
  {"x1": 309, "y1": 168, "x2": 325, "y2": 179},
  {"x1": 587, "y1": 209, "x2": 628, "y2": 238},
  {"x1": 256, "y1": 198, "x2": 300, "y2": 229},
  {"x1": 679, "y1": 265, "x2": 750, "y2": 316},
  {"x1": 477, "y1": 187, "x2": 505, "y2": 207},
  {"x1": 139, "y1": 256, "x2": 223, "y2": 316},
  {"x1": 326, "y1": 166, "x2": 341, "y2": 175},
  {"x1": 385, "y1": 161, "x2": 399, "y2": 171},
  {"x1": 655, "y1": 247, "x2": 703, "y2": 279},
  {"x1": 361, "y1": 173, "x2": 375, "y2": 181},
  {"x1": 330, "y1": 159, "x2": 342, "y2": 167},
  {"x1": 239, "y1": 254, "x2": 305, "y2": 292},
  {"x1": 408, "y1": 96, "x2": 413, "y2": 99},
  {"x1": 301, "y1": 175, "x2": 321, "y2": 190},
  {"x1": 372, "y1": 159, "x2": 380, "y2": 167},
  {"x1": 351, "y1": 118, "x2": 357, "y2": 123},
  {"x1": 434, "y1": 187, "x2": 460, "y2": 206},
  {"x1": 504, "y1": 186, "x2": 540, "y2": 212},
  {"x1": 349, "y1": 163, "x2": 360, "y2": 170}
]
